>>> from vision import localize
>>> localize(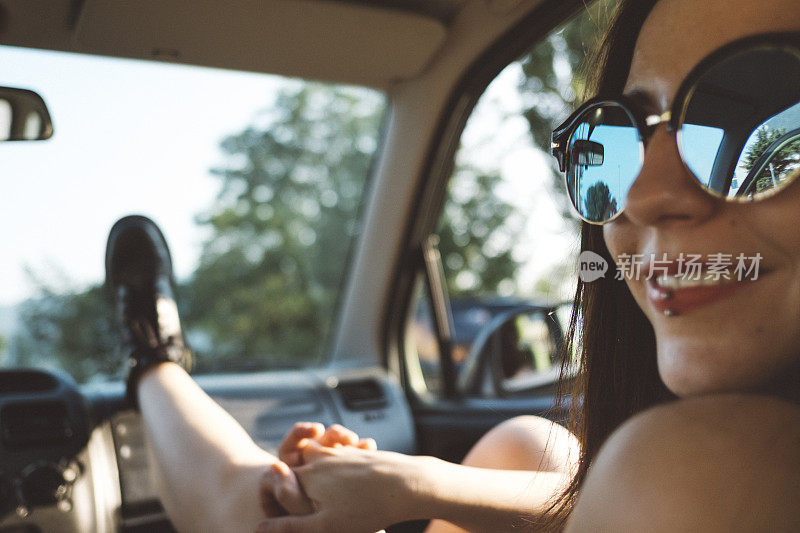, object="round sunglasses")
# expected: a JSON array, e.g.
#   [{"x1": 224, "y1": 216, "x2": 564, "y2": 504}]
[{"x1": 551, "y1": 32, "x2": 800, "y2": 224}]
